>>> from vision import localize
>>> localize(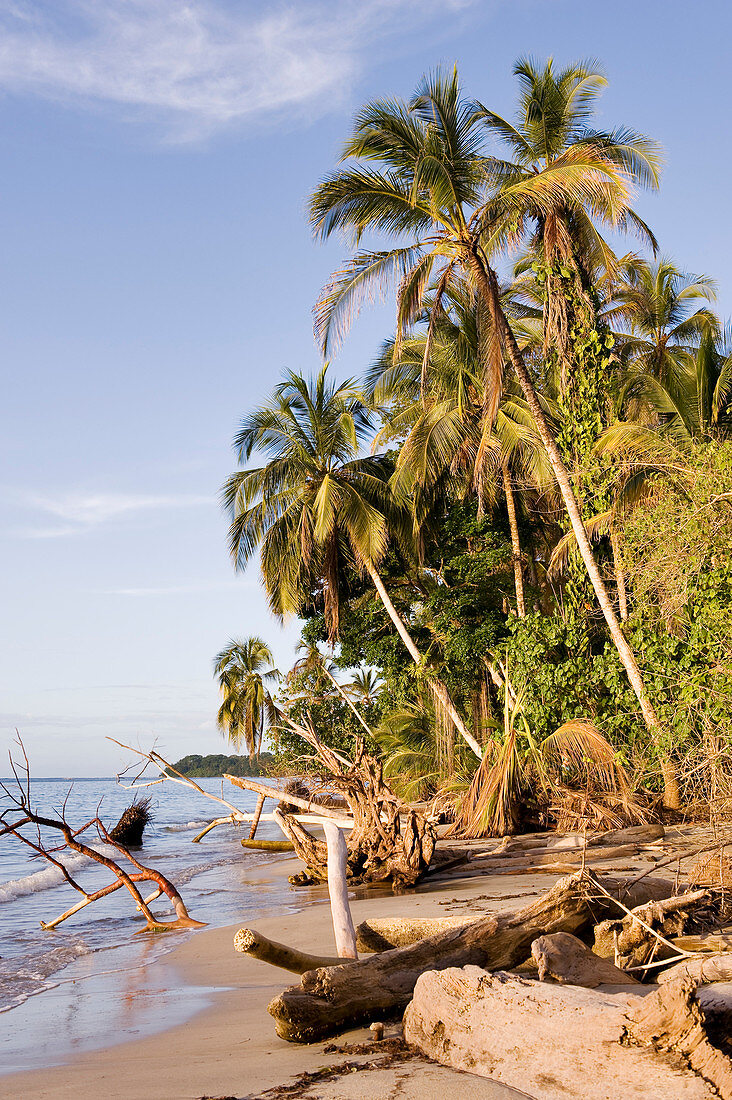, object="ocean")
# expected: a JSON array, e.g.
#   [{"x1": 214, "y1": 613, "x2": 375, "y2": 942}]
[{"x1": 0, "y1": 775, "x2": 298, "y2": 1019}]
